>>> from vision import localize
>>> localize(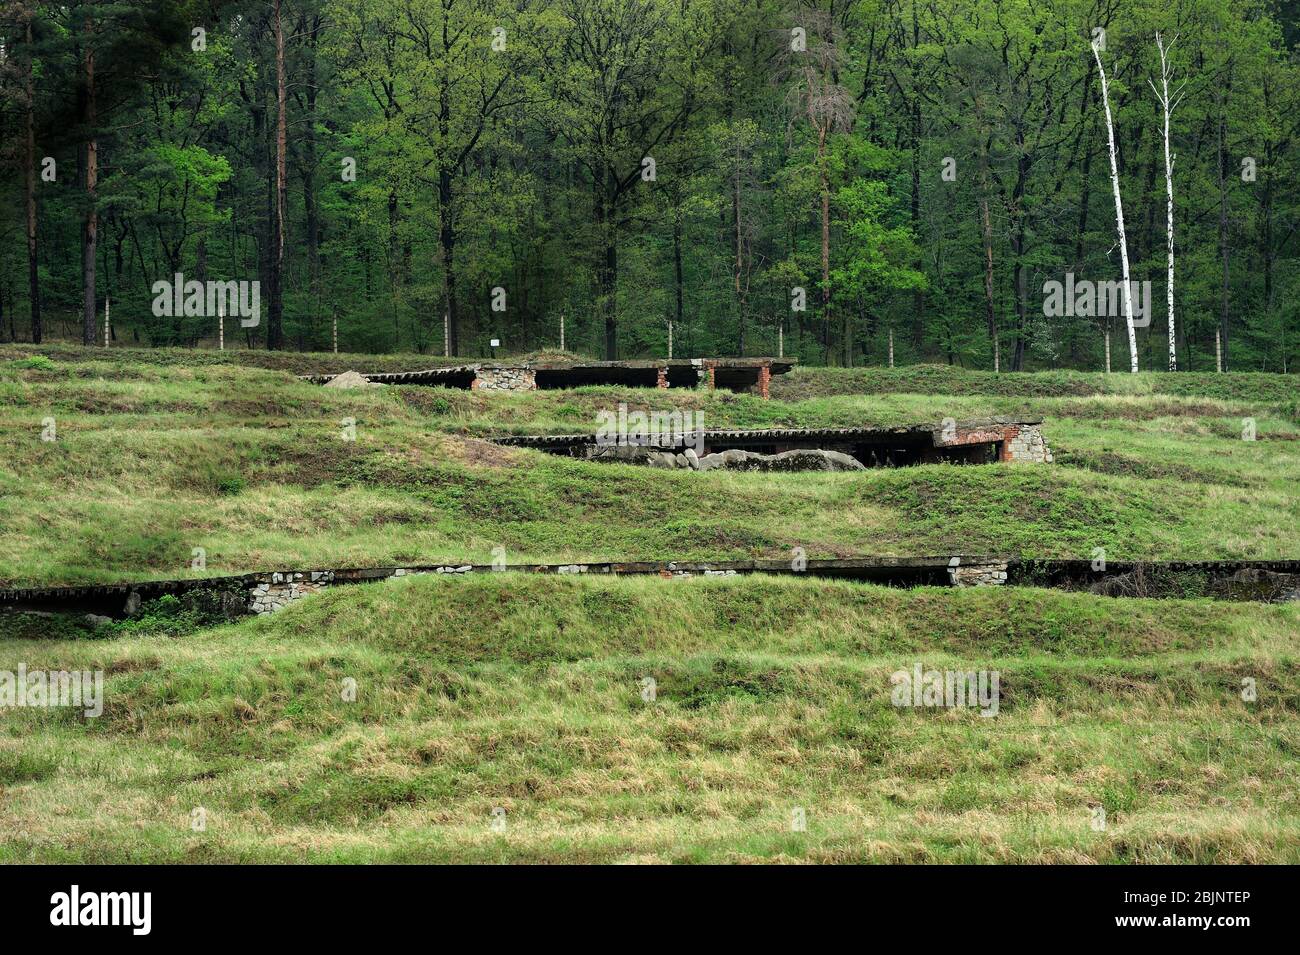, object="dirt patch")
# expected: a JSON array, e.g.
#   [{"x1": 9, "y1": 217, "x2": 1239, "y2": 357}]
[
  {"x1": 438, "y1": 436, "x2": 521, "y2": 469},
  {"x1": 213, "y1": 397, "x2": 299, "y2": 418},
  {"x1": 275, "y1": 441, "x2": 366, "y2": 486}
]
